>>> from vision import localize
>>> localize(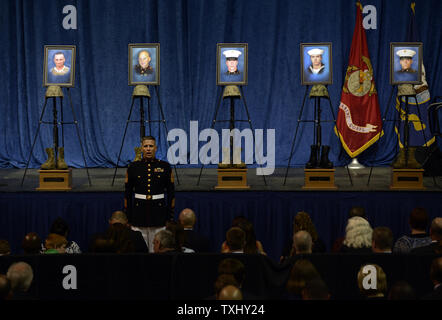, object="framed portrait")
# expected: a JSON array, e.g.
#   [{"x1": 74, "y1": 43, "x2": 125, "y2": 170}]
[
  {"x1": 217, "y1": 43, "x2": 248, "y2": 86},
  {"x1": 390, "y1": 42, "x2": 422, "y2": 85},
  {"x1": 43, "y1": 45, "x2": 76, "y2": 87},
  {"x1": 128, "y1": 43, "x2": 160, "y2": 86},
  {"x1": 300, "y1": 43, "x2": 332, "y2": 86}
]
